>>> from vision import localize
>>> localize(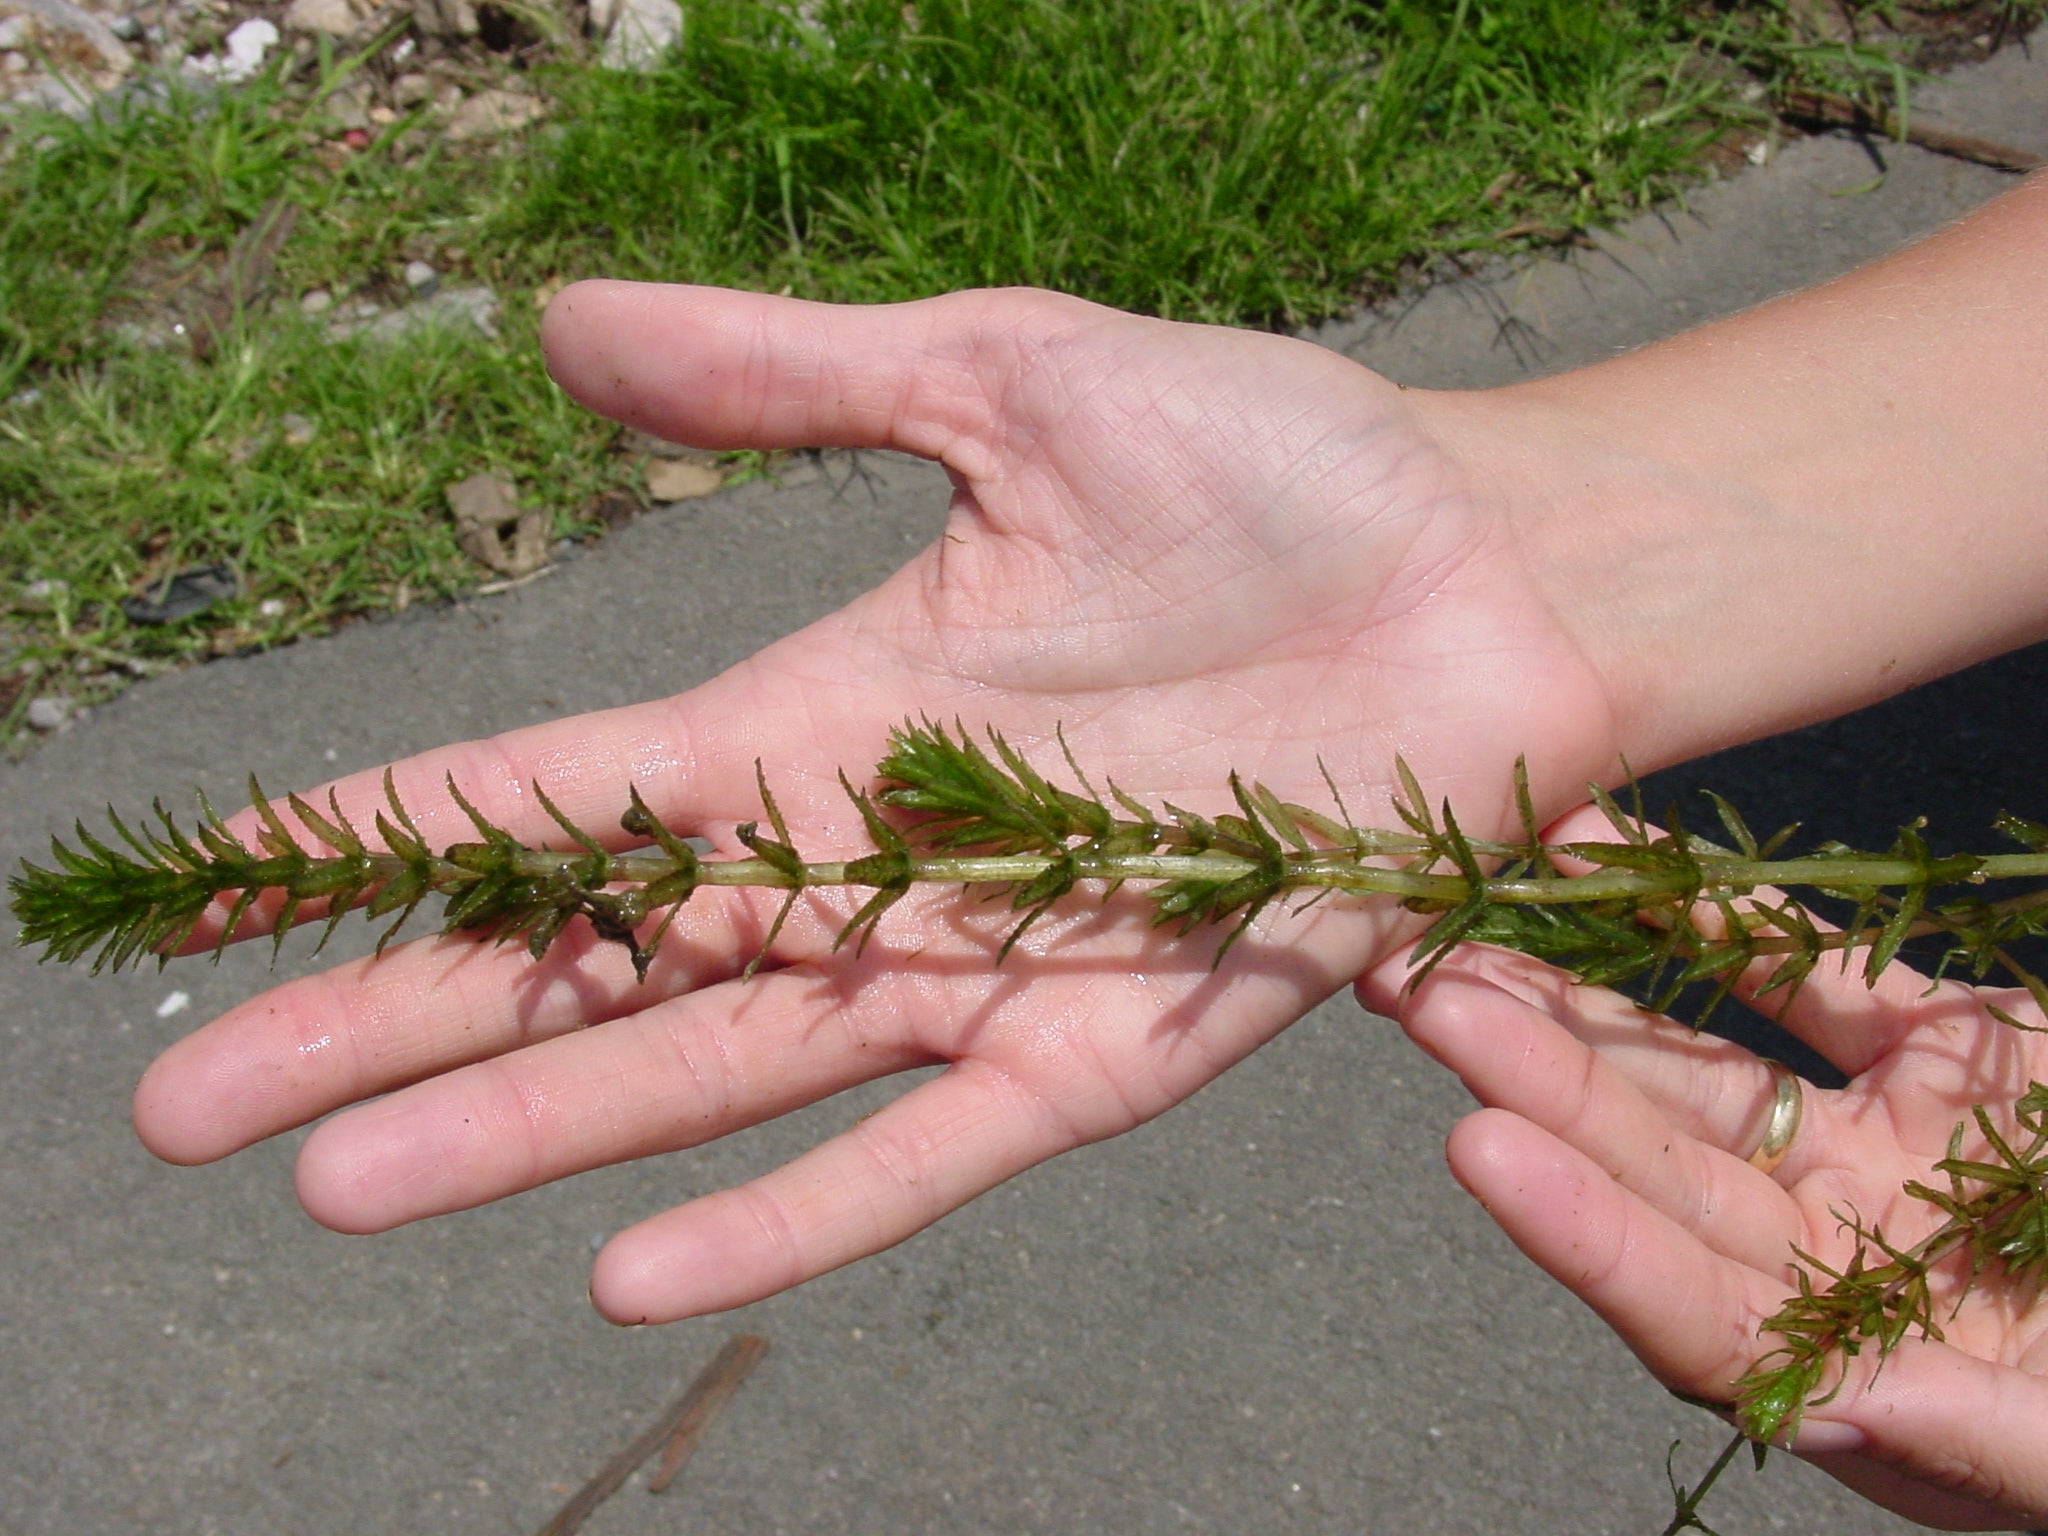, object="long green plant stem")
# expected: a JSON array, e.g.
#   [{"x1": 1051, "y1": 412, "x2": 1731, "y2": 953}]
[{"x1": 13, "y1": 717, "x2": 2048, "y2": 1509}]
